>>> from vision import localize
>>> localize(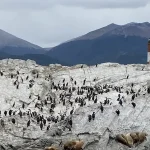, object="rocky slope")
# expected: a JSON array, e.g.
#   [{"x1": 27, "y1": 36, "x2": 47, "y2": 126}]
[{"x1": 0, "y1": 59, "x2": 150, "y2": 150}]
